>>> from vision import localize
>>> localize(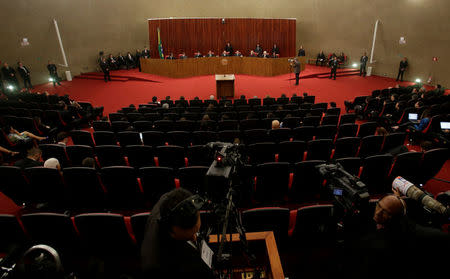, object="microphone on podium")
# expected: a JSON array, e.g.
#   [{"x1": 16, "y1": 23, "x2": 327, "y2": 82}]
[{"x1": 392, "y1": 176, "x2": 450, "y2": 217}]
